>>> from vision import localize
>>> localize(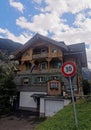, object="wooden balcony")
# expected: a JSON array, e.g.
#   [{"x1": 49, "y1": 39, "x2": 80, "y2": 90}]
[
  {"x1": 17, "y1": 68, "x2": 60, "y2": 75},
  {"x1": 32, "y1": 53, "x2": 48, "y2": 59},
  {"x1": 32, "y1": 68, "x2": 60, "y2": 74}
]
